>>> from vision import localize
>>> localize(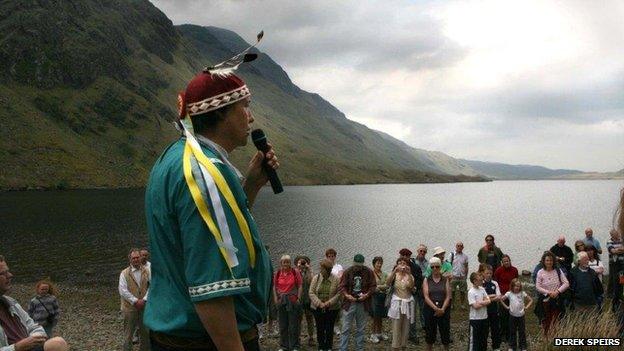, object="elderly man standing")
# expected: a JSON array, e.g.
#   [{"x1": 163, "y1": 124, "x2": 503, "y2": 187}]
[
  {"x1": 569, "y1": 252, "x2": 603, "y2": 313},
  {"x1": 0, "y1": 255, "x2": 69, "y2": 351},
  {"x1": 449, "y1": 242, "x2": 469, "y2": 310},
  {"x1": 583, "y1": 228, "x2": 603, "y2": 256},
  {"x1": 550, "y1": 235, "x2": 574, "y2": 273},
  {"x1": 119, "y1": 248, "x2": 150, "y2": 351}
]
